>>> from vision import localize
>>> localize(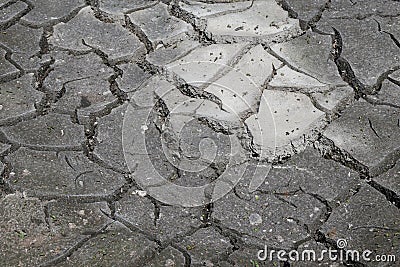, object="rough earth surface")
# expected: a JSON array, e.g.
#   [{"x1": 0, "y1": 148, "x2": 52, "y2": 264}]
[{"x1": 0, "y1": 0, "x2": 399, "y2": 266}]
